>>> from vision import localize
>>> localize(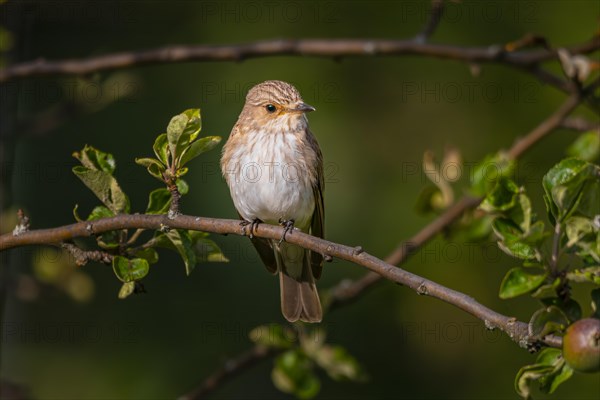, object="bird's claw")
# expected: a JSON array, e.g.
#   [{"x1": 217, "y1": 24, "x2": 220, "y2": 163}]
[
  {"x1": 240, "y1": 219, "x2": 261, "y2": 238},
  {"x1": 278, "y1": 219, "x2": 295, "y2": 244}
]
